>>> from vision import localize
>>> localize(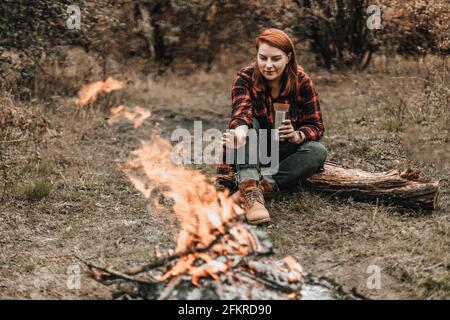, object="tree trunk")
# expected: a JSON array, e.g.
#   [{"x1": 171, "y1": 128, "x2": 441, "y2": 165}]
[{"x1": 304, "y1": 161, "x2": 441, "y2": 211}]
